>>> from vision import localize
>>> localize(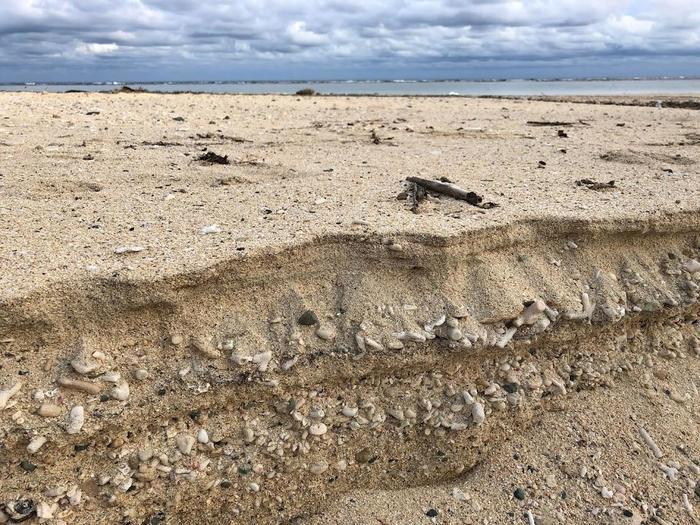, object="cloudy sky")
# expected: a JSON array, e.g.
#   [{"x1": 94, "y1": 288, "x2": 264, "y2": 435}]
[{"x1": 1, "y1": 0, "x2": 699, "y2": 82}]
